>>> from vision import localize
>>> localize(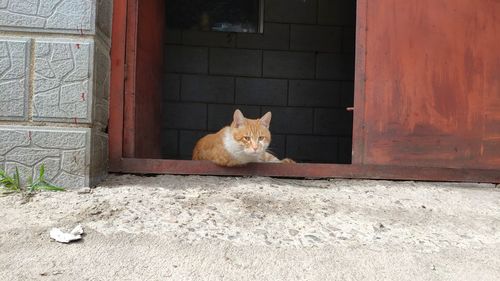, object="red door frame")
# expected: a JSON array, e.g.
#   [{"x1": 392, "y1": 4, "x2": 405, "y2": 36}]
[{"x1": 109, "y1": 0, "x2": 500, "y2": 183}]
